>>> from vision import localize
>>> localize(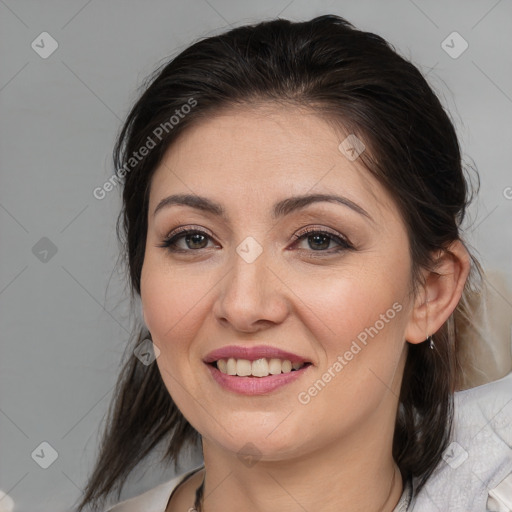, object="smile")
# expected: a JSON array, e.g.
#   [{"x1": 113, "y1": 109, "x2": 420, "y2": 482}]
[
  {"x1": 203, "y1": 345, "x2": 313, "y2": 394},
  {"x1": 213, "y1": 357, "x2": 309, "y2": 377}
]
